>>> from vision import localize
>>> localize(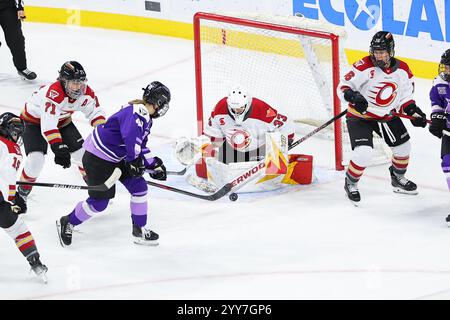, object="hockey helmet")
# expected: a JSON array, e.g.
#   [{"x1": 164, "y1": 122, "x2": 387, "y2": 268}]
[
  {"x1": 142, "y1": 81, "x2": 171, "y2": 118},
  {"x1": 439, "y1": 49, "x2": 450, "y2": 82},
  {"x1": 58, "y1": 61, "x2": 87, "y2": 99},
  {"x1": 0, "y1": 112, "x2": 25, "y2": 143},
  {"x1": 369, "y1": 31, "x2": 395, "y2": 68},
  {"x1": 226, "y1": 86, "x2": 252, "y2": 125}
]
